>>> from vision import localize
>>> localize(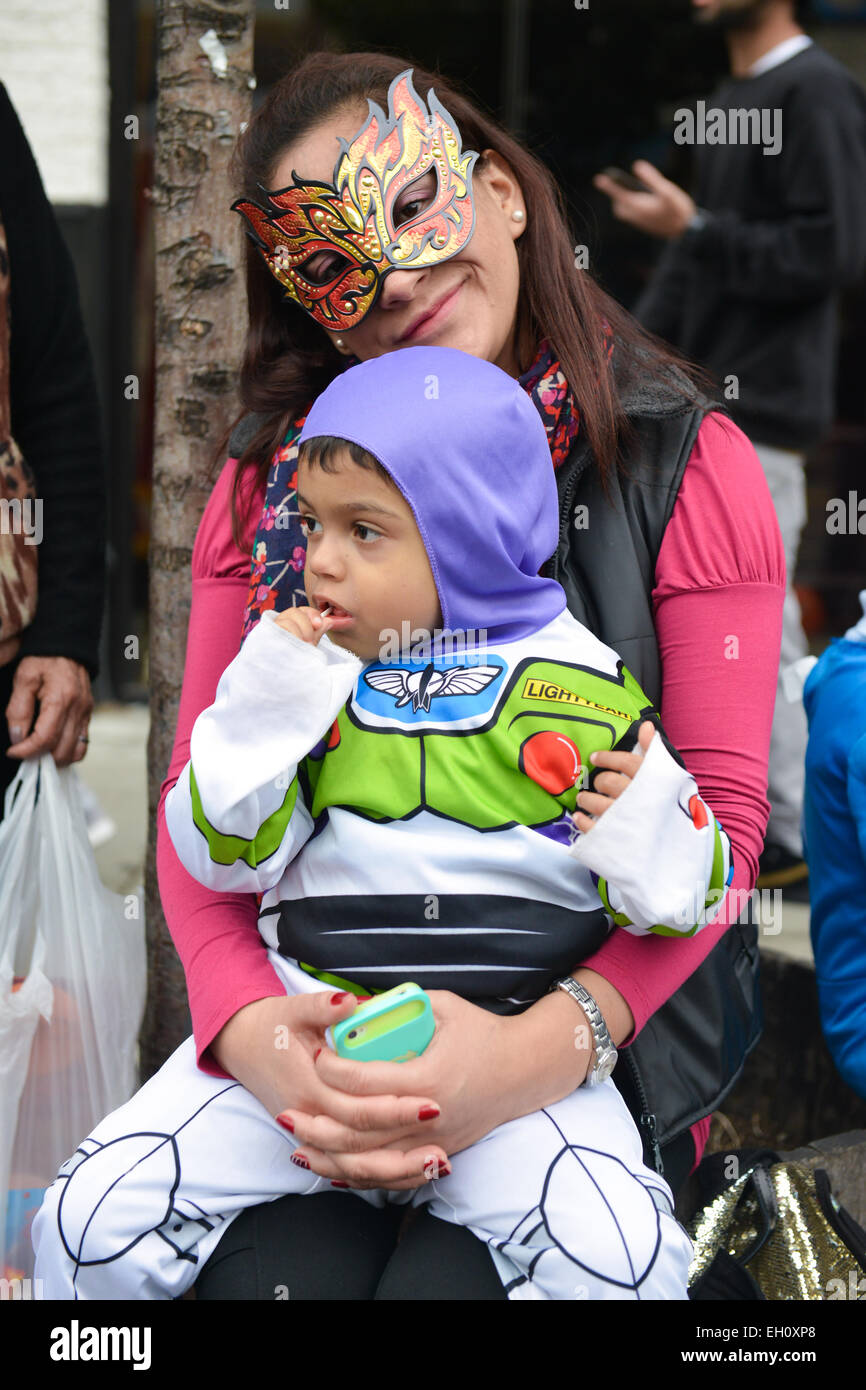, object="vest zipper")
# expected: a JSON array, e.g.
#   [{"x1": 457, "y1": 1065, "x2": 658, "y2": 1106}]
[
  {"x1": 559, "y1": 456, "x2": 589, "y2": 547},
  {"x1": 621, "y1": 1049, "x2": 665, "y2": 1177},
  {"x1": 548, "y1": 453, "x2": 591, "y2": 579}
]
